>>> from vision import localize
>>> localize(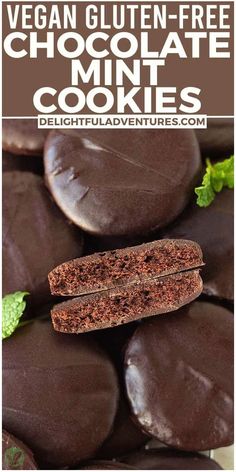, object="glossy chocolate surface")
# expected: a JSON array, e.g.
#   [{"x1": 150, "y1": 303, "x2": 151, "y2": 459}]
[
  {"x1": 125, "y1": 301, "x2": 233, "y2": 451},
  {"x1": 44, "y1": 129, "x2": 201, "y2": 236},
  {"x1": 3, "y1": 320, "x2": 119, "y2": 468},
  {"x1": 3, "y1": 171, "x2": 83, "y2": 305}
]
